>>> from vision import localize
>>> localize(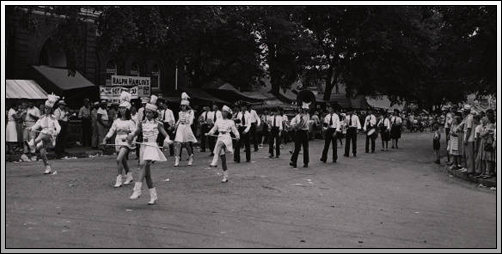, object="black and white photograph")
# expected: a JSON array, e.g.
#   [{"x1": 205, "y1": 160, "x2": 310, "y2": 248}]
[{"x1": 1, "y1": 1, "x2": 500, "y2": 252}]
